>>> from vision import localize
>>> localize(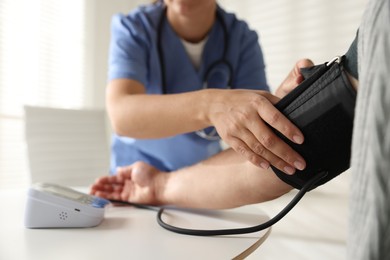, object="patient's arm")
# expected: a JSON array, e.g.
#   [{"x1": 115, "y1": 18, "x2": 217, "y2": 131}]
[
  {"x1": 90, "y1": 58, "x2": 358, "y2": 210},
  {"x1": 90, "y1": 148, "x2": 293, "y2": 209}
]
